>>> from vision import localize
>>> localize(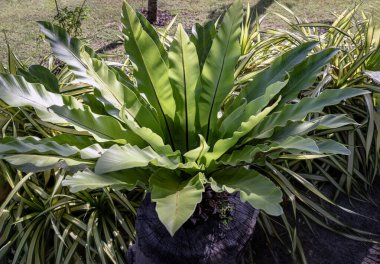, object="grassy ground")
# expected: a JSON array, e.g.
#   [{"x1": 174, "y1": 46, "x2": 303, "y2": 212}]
[{"x1": 1, "y1": 0, "x2": 380, "y2": 63}]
